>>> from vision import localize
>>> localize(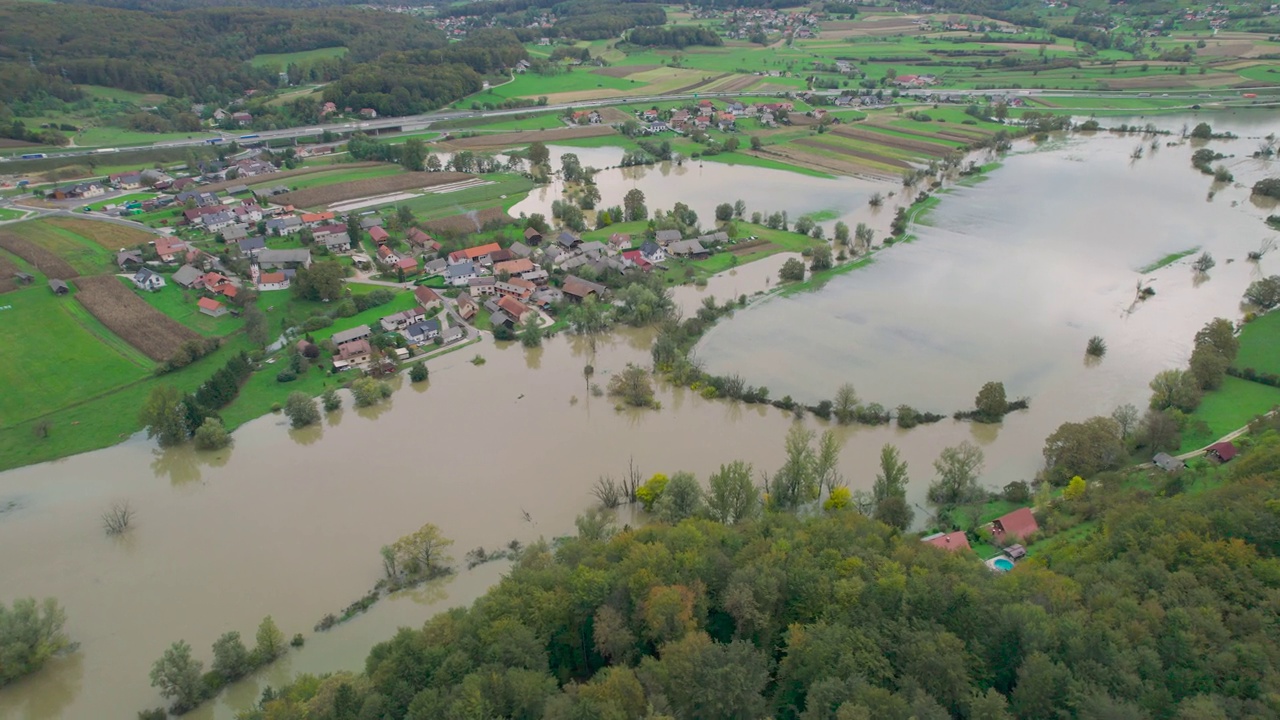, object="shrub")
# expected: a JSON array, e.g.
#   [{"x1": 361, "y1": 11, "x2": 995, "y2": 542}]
[
  {"x1": 636, "y1": 474, "x2": 669, "y2": 511},
  {"x1": 276, "y1": 369, "x2": 297, "y2": 383},
  {"x1": 284, "y1": 392, "x2": 320, "y2": 428},
  {"x1": 409, "y1": 362, "x2": 429, "y2": 383},
  {"x1": 1086, "y1": 336, "x2": 1107, "y2": 358},
  {"x1": 301, "y1": 315, "x2": 333, "y2": 332},
  {"x1": 352, "y1": 377, "x2": 392, "y2": 407}
]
